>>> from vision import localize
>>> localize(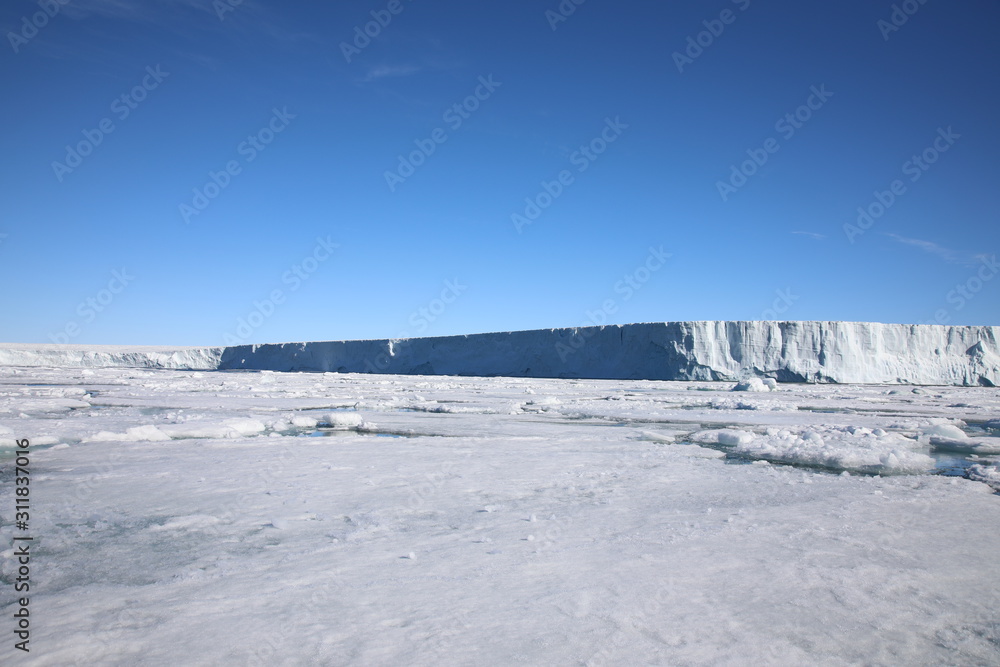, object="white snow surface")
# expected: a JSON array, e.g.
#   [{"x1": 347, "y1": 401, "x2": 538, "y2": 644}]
[
  {"x1": 693, "y1": 426, "x2": 937, "y2": 474},
  {"x1": 732, "y1": 377, "x2": 778, "y2": 392},
  {"x1": 967, "y1": 464, "x2": 1000, "y2": 489},
  {"x1": 1, "y1": 366, "x2": 999, "y2": 665},
  {"x1": 3, "y1": 320, "x2": 999, "y2": 385}
]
